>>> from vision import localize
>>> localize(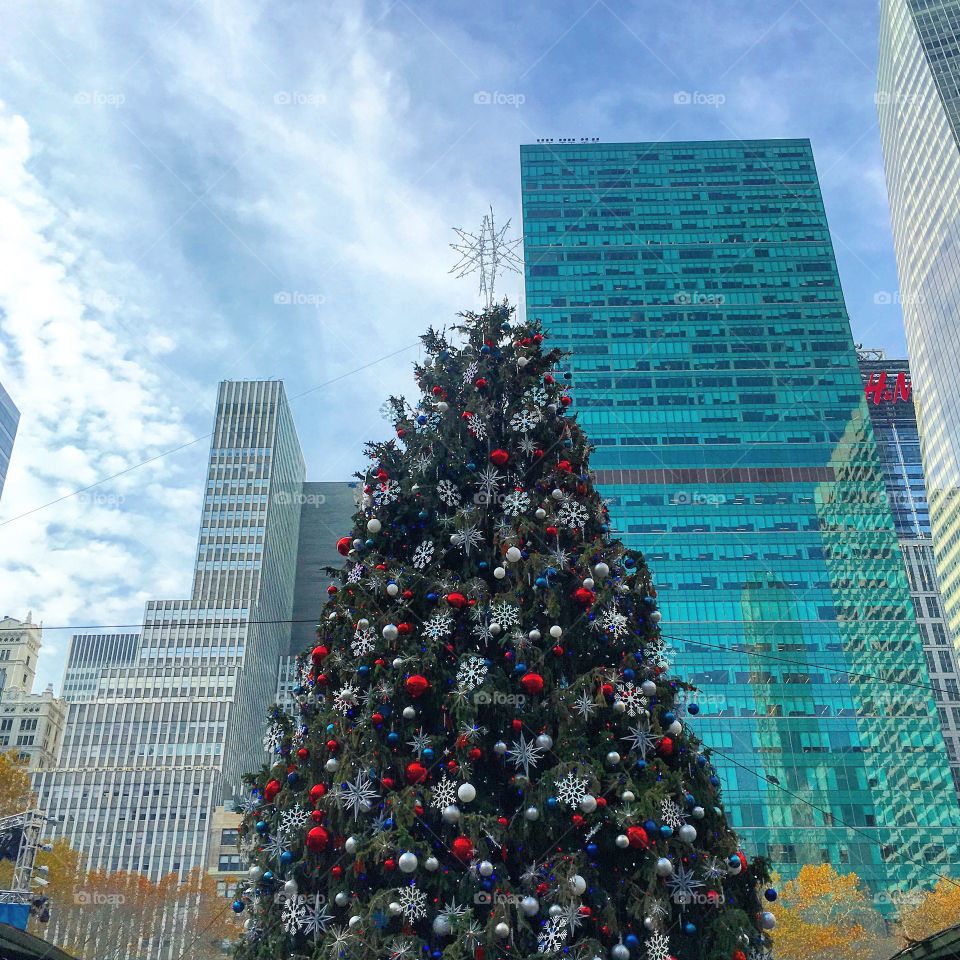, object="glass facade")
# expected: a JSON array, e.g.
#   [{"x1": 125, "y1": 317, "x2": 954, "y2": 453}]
[
  {"x1": 860, "y1": 355, "x2": 960, "y2": 799},
  {"x1": 520, "y1": 139, "x2": 960, "y2": 895},
  {"x1": 35, "y1": 381, "x2": 307, "y2": 896},
  {"x1": 0, "y1": 380, "x2": 19, "y2": 502},
  {"x1": 878, "y1": 0, "x2": 960, "y2": 641}
]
